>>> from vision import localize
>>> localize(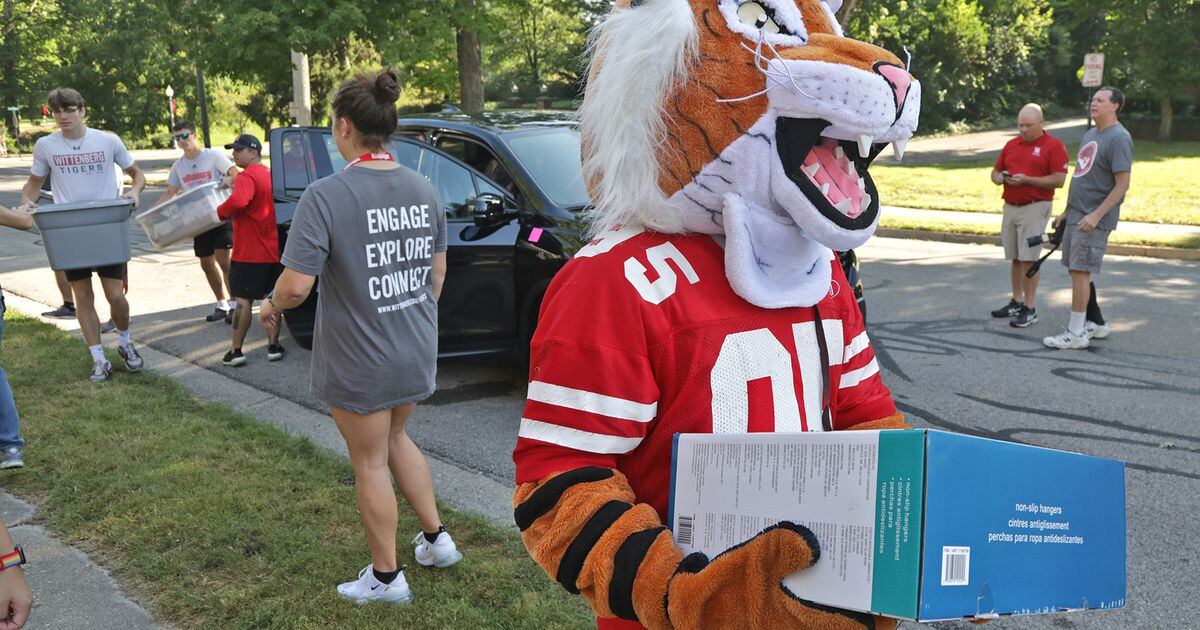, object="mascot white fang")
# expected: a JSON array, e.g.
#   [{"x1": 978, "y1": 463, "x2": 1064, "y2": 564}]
[{"x1": 514, "y1": 1, "x2": 920, "y2": 629}]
